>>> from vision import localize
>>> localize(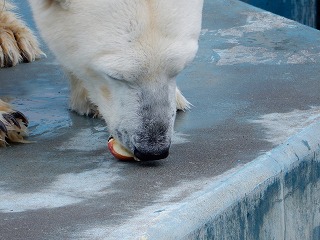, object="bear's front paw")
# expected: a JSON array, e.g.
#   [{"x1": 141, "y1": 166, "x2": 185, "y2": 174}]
[
  {"x1": 0, "y1": 8, "x2": 43, "y2": 67},
  {"x1": 0, "y1": 102, "x2": 29, "y2": 147}
]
